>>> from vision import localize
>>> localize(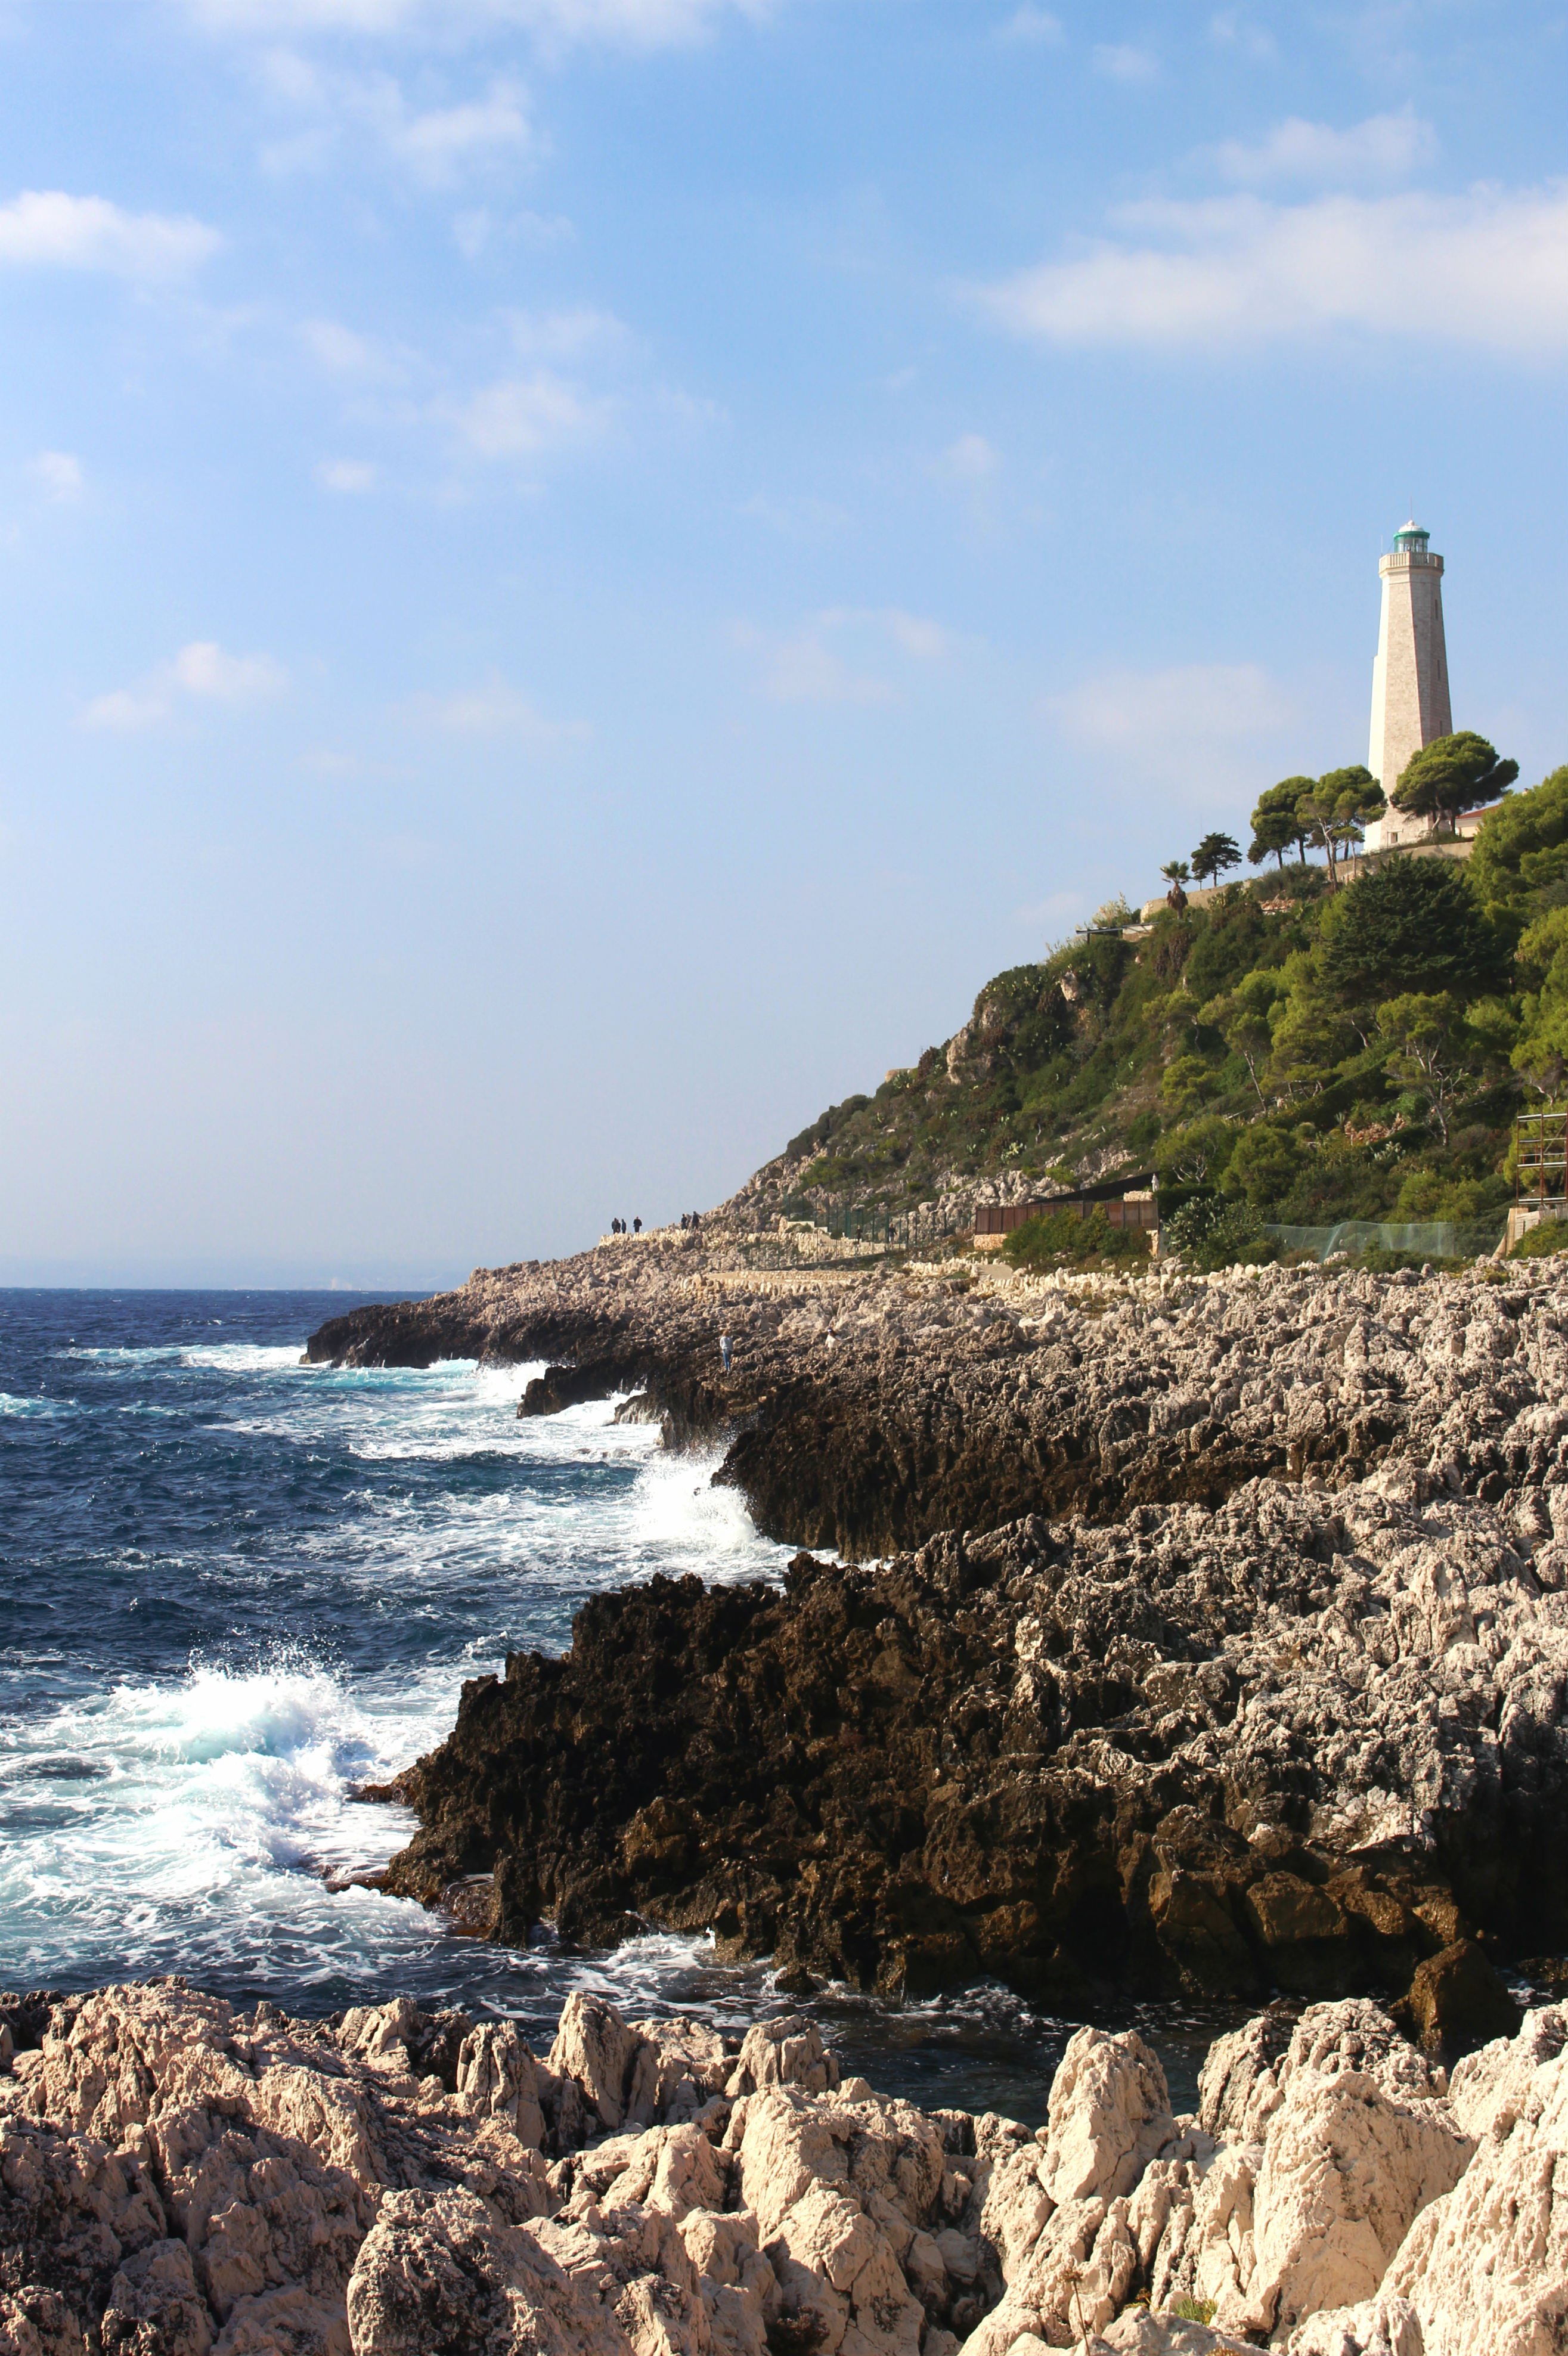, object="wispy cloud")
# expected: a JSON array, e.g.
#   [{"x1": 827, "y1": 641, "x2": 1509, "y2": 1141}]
[
  {"x1": 997, "y1": 6, "x2": 1063, "y2": 44},
  {"x1": 316, "y1": 457, "x2": 376, "y2": 491},
  {"x1": 371, "y1": 75, "x2": 532, "y2": 182},
  {"x1": 1092, "y1": 42, "x2": 1158, "y2": 84},
  {"x1": 1207, "y1": 10, "x2": 1275, "y2": 62},
  {"x1": 1211, "y1": 108, "x2": 1436, "y2": 190},
  {"x1": 82, "y1": 640, "x2": 289, "y2": 731},
  {"x1": 299, "y1": 316, "x2": 407, "y2": 380},
  {"x1": 1046, "y1": 662, "x2": 1293, "y2": 796},
  {"x1": 30, "y1": 451, "x2": 85, "y2": 503},
  {"x1": 187, "y1": 0, "x2": 773, "y2": 50},
  {"x1": 939, "y1": 432, "x2": 999, "y2": 483},
  {"x1": 258, "y1": 55, "x2": 532, "y2": 182},
  {"x1": 738, "y1": 491, "x2": 848, "y2": 540},
  {"x1": 736, "y1": 607, "x2": 947, "y2": 706},
  {"x1": 0, "y1": 190, "x2": 220, "y2": 278},
  {"x1": 447, "y1": 369, "x2": 613, "y2": 457},
  {"x1": 974, "y1": 181, "x2": 1568, "y2": 353},
  {"x1": 404, "y1": 672, "x2": 588, "y2": 741}
]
